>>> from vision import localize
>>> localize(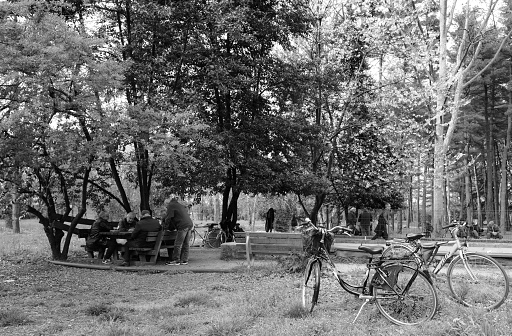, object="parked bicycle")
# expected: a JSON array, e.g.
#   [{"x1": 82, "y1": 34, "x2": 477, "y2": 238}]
[
  {"x1": 189, "y1": 223, "x2": 233, "y2": 248},
  {"x1": 301, "y1": 219, "x2": 438, "y2": 326},
  {"x1": 382, "y1": 220, "x2": 509, "y2": 310}
]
